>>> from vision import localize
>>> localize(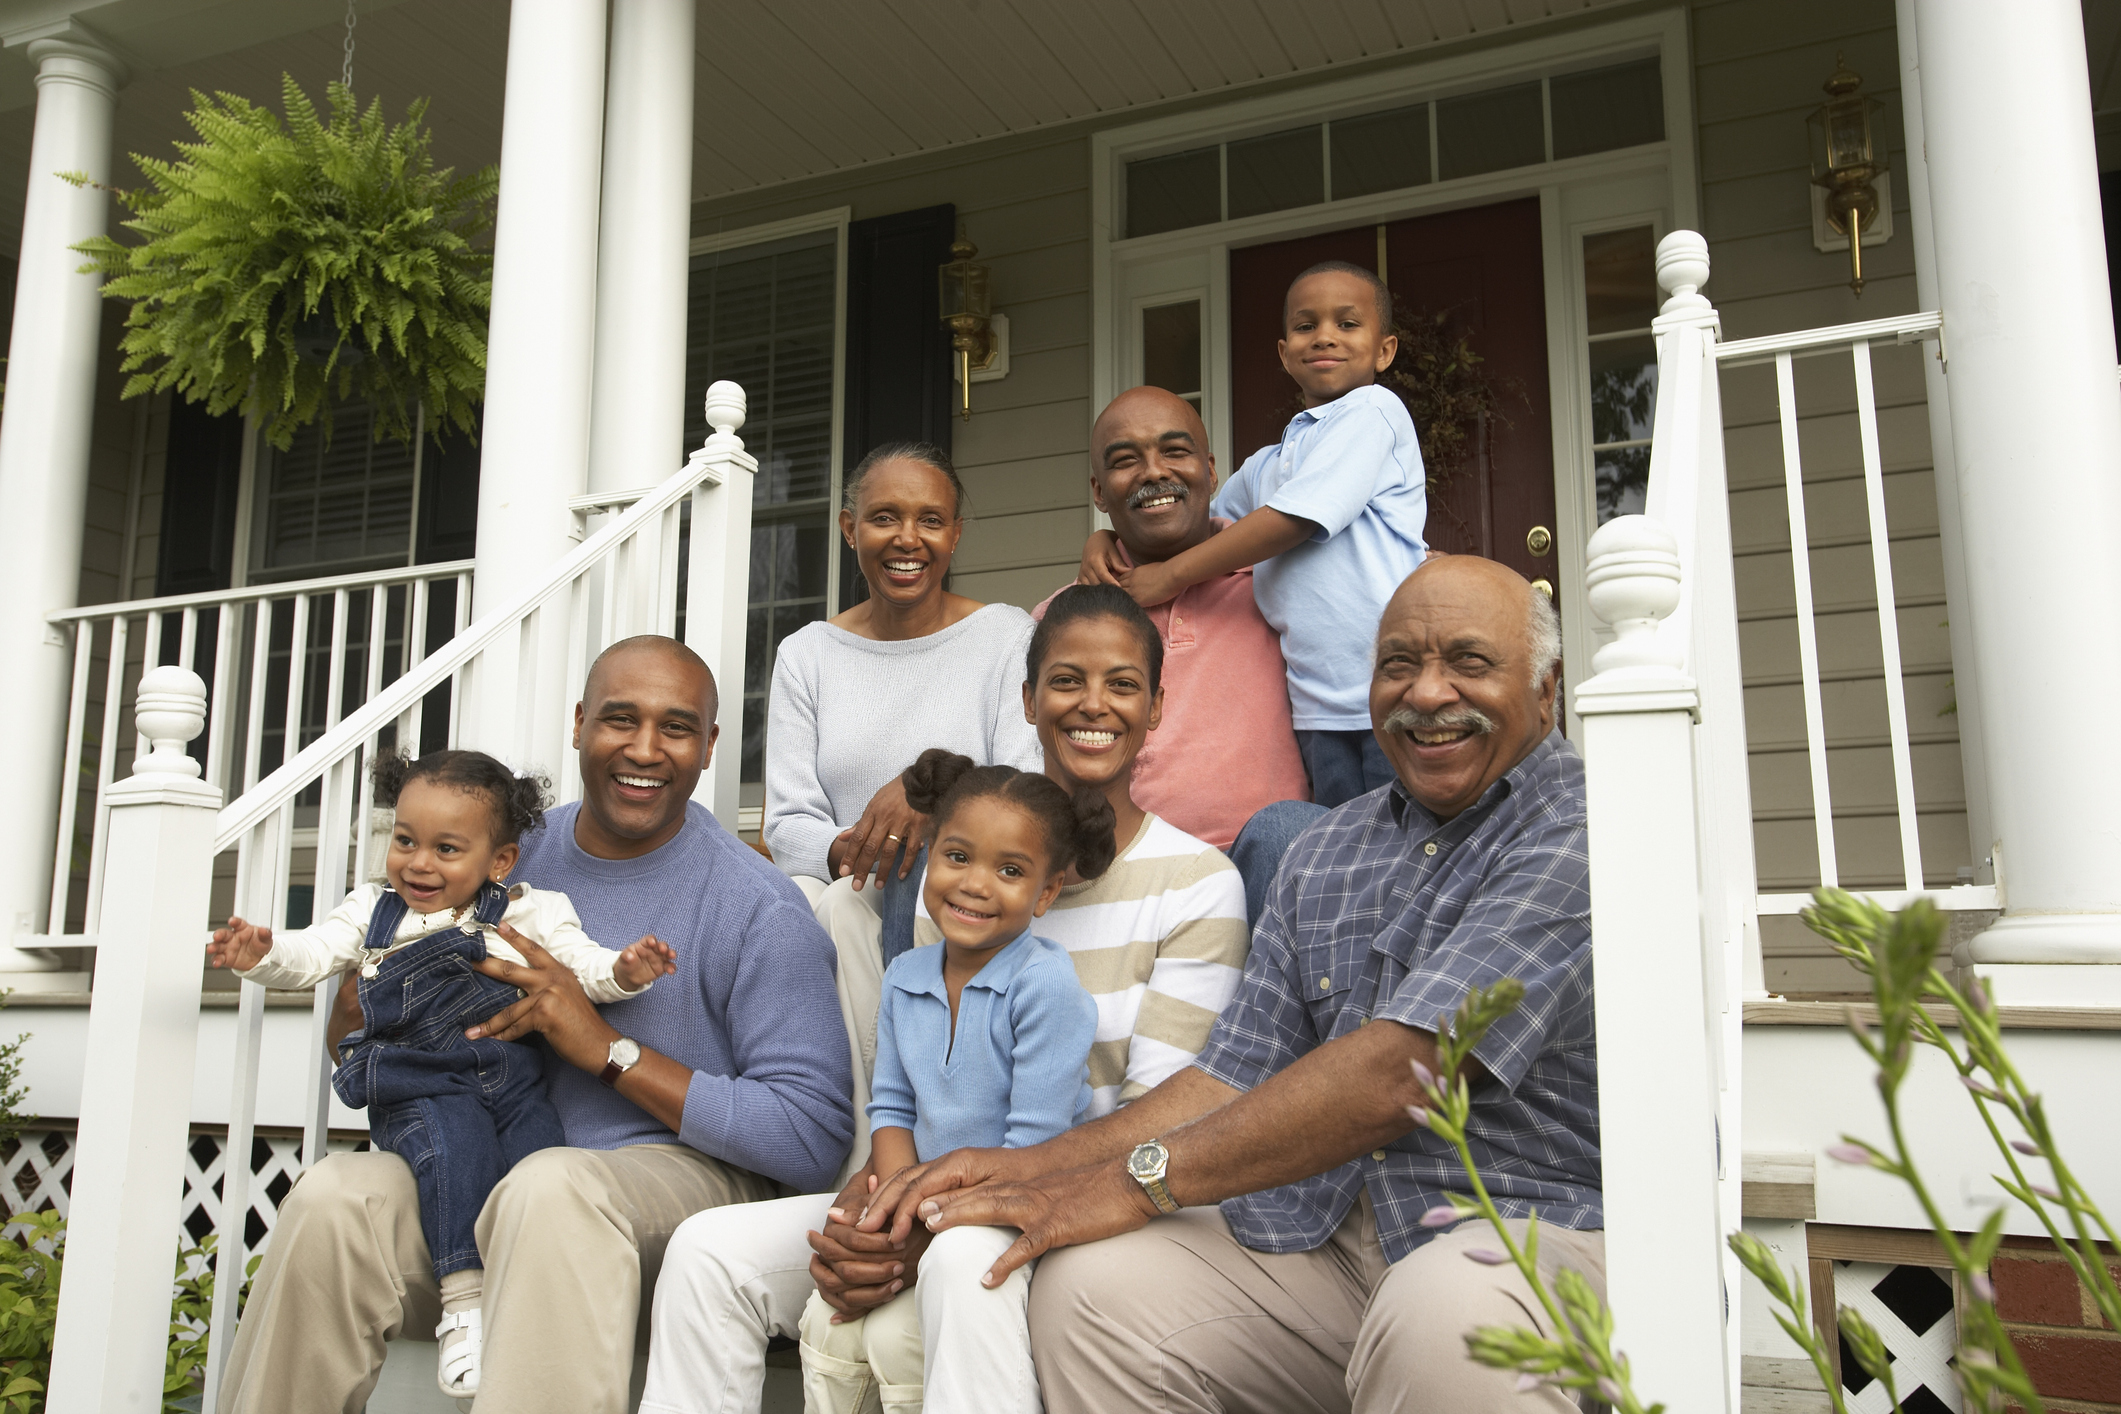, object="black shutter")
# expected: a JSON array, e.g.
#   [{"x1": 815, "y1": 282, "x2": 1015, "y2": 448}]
[
  {"x1": 155, "y1": 399, "x2": 245, "y2": 596},
  {"x1": 839, "y1": 204, "x2": 955, "y2": 610},
  {"x1": 416, "y1": 417, "x2": 481, "y2": 565}
]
